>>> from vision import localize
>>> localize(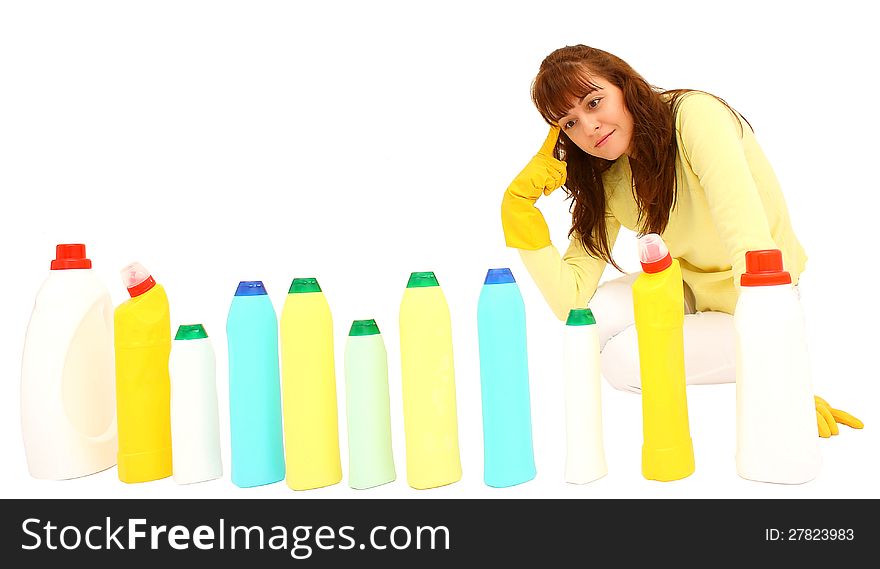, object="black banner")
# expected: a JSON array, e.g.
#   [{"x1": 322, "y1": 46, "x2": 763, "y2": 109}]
[{"x1": 2, "y1": 498, "x2": 876, "y2": 563}]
